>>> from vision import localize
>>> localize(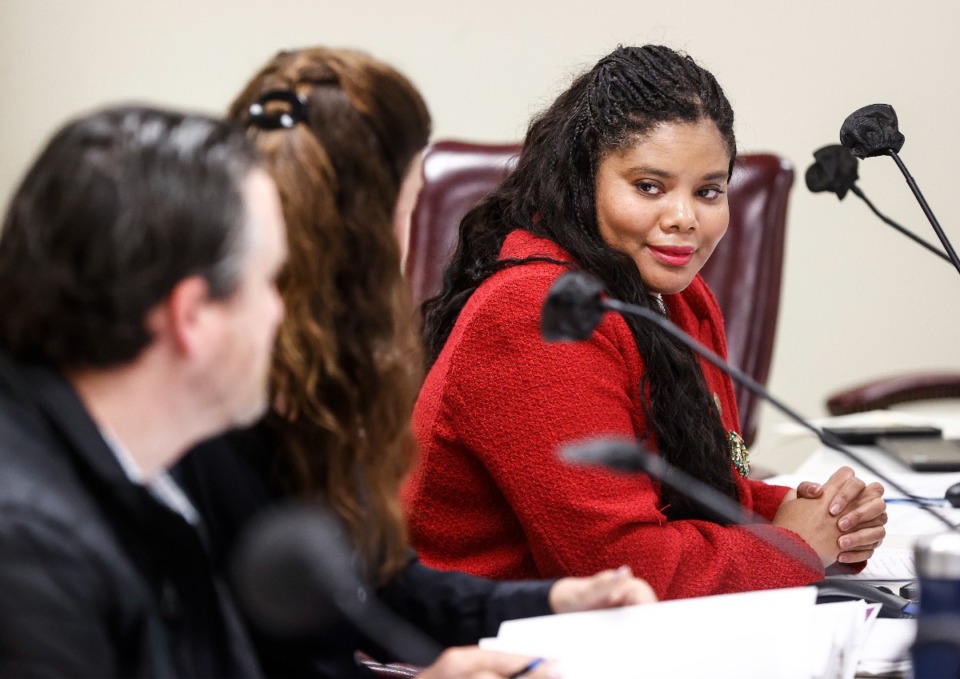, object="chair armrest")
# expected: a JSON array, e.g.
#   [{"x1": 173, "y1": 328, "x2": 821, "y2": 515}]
[{"x1": 826, "y1": 372, "x2": 960, "y2": 416}]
